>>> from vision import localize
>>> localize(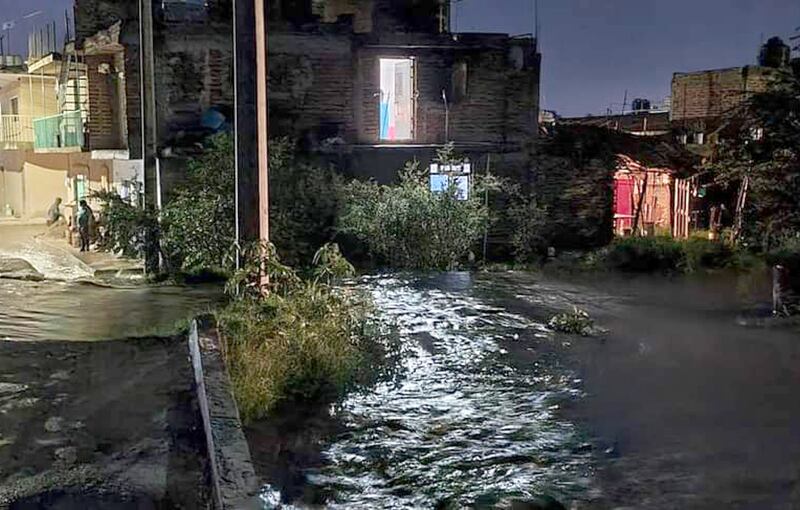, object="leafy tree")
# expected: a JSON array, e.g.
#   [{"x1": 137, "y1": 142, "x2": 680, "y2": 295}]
[
  {"x1": 161, "y1": 134, "x2": 236, "y2": 274},
  {"x1": 708, "y1": 69, "x2": 800, "y2": 248},
  {"x1": 268, "y1": 138, "x2": 343, "y2": 267}
]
